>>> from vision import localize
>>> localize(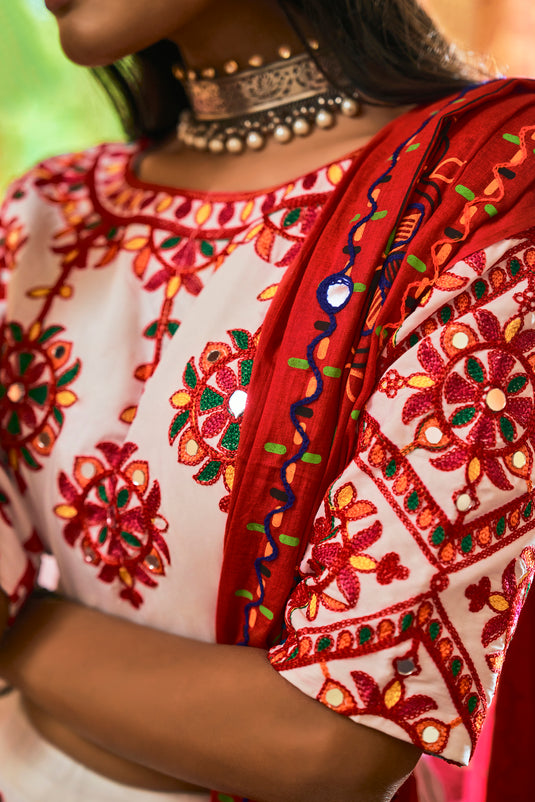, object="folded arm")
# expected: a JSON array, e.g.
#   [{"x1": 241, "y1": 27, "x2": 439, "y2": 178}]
[
  {"x1": 0, "y1": 596, "x2": 420, "y2": 802},
  {"x1": 0, "y1": 590, "x2": 7, "y2": 638}
]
